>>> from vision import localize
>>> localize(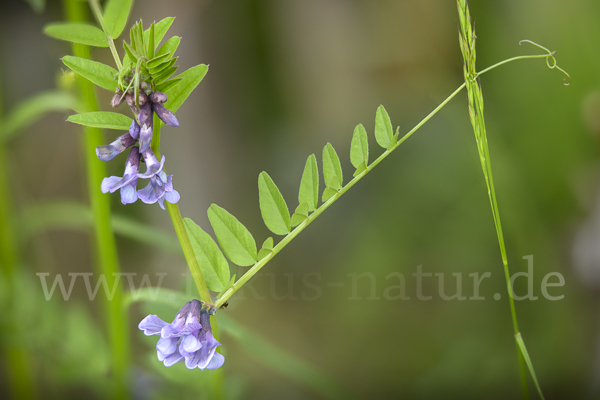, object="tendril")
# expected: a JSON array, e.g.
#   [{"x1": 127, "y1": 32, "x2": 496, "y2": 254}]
[{"x1": 519, "y1": 39, "x2": 571, "y2": 86}]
